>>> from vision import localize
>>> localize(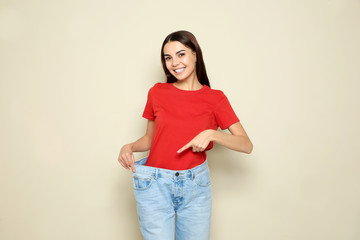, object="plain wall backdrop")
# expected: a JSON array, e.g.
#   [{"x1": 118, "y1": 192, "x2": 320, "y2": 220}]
[{"x1": 1, "y1": 0, "x2": 360, "y2": 239}]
